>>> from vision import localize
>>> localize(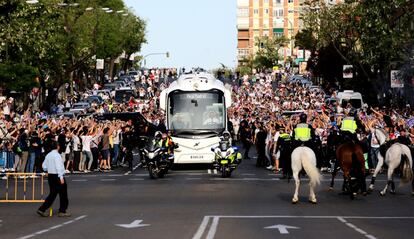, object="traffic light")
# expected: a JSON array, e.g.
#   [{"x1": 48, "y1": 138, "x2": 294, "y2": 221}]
[{"x1": 166, "y1": 52, "x2": 170, "y2": 58}]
